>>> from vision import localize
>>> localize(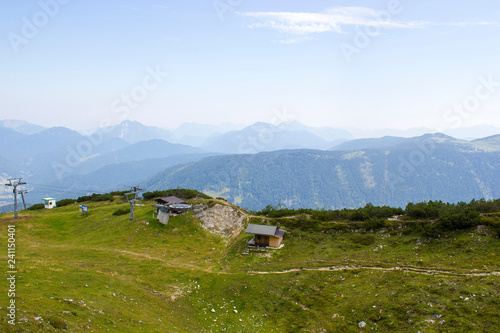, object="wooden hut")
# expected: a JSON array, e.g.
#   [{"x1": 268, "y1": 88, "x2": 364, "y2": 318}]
[{"x1": 245, "y1": 224, "x2": 285, "y2": 248}]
